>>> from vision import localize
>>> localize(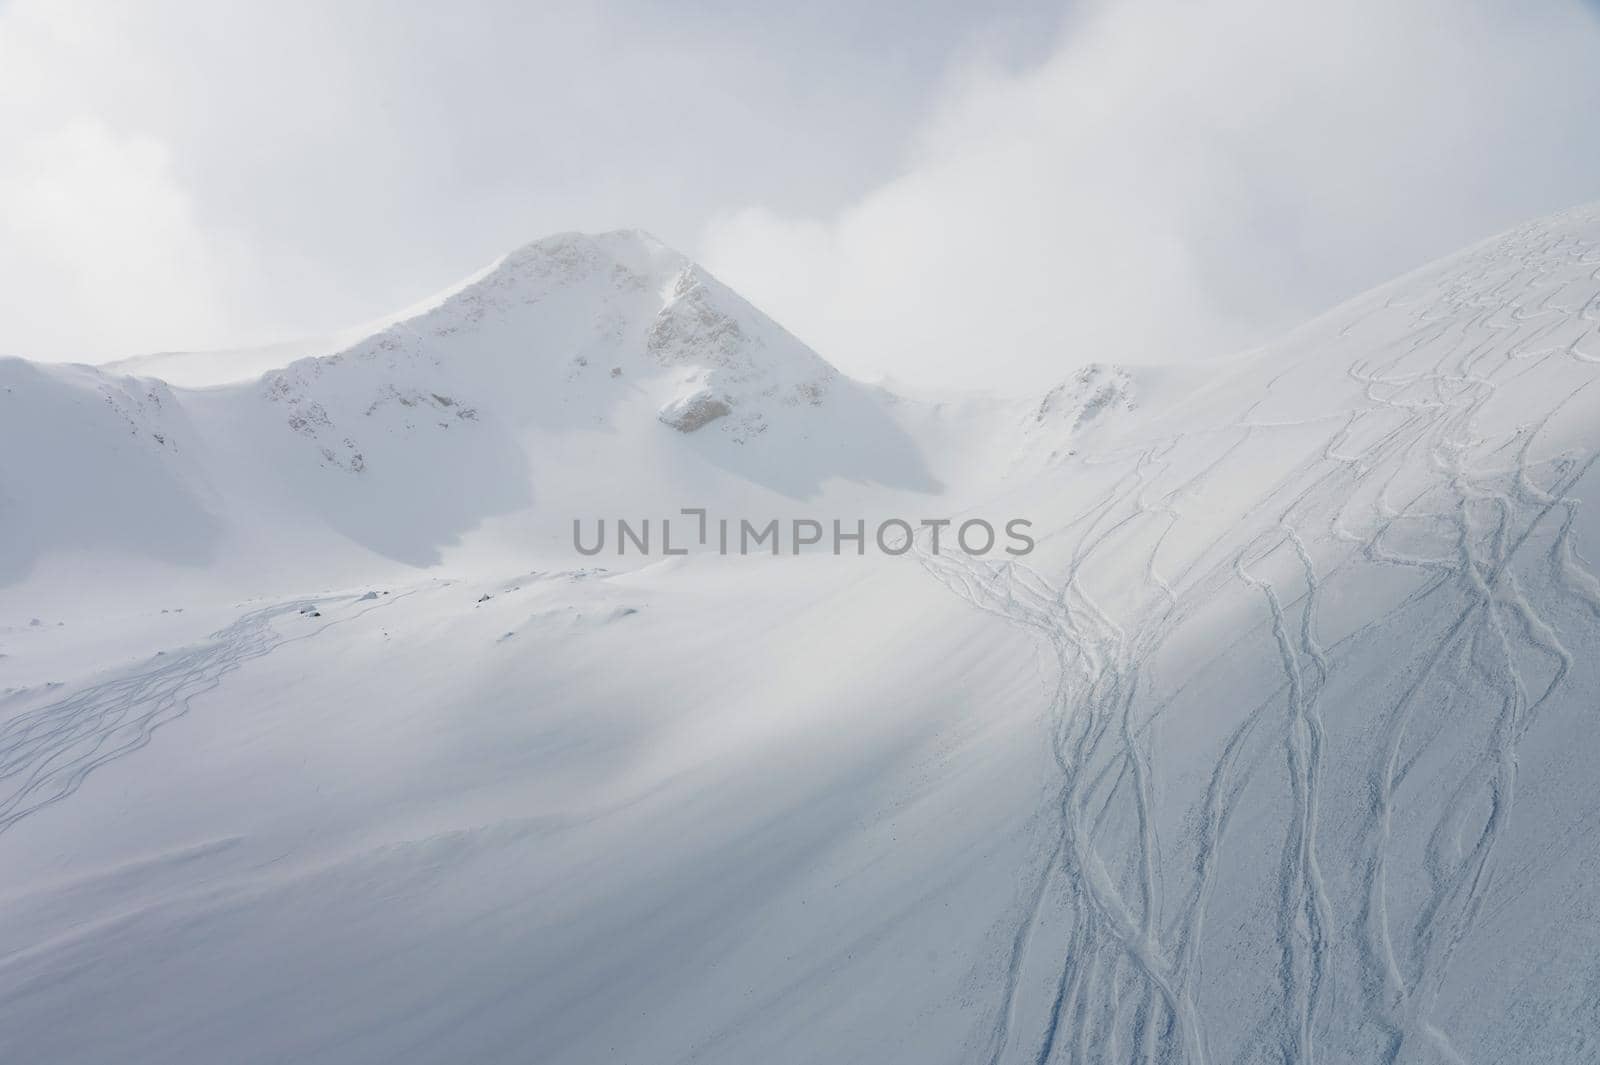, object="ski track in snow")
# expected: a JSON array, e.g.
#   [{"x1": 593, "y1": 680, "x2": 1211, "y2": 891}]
[
  {"x1": 921, "y1": 208, "x2": 1600, "y2": 1064},
  {"x1": 0, "y1": 593, "x2": 410, "y2": 839}
]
